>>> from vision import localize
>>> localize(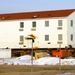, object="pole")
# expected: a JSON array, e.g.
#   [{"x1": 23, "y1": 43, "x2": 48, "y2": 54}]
[
  {"x1": 59, "y1": 43, "x2": 61, "y2": 74},
  {"x1": 31, "y1": 39, "x2": 33, "y2": 66},
  {"x1": 31, "y1": 39, "x2": 33, "y2": 75},
  {"x1": 25, "y1": 35, "x2": 35, "y2": 75}
]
